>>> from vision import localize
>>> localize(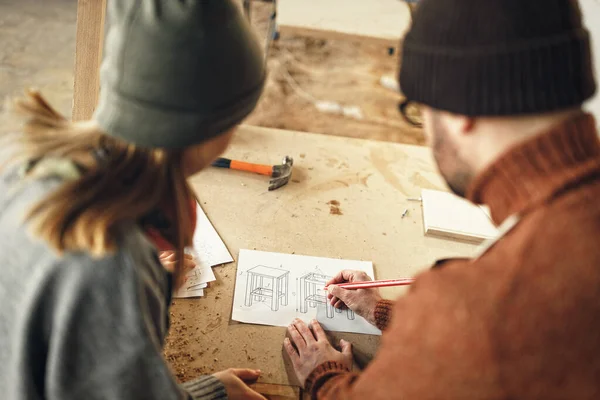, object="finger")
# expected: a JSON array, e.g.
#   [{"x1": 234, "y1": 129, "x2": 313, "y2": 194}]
[
  {"x1": 328, "y1": 285, "x2": 350, "y2": 303},
  {"x1": 329, "y1": 295, "x2": 338, "y2": 305},
  {"x1": 184, "y1": 253, "x2": 194, "y2": 261},
  {"x1": 163, "y1": 253, "x2": 178, "y2": 262},
  {"x1": 287, "y1": 323, "x2": 307, "y2": 350},
  {"x1": 340, "y1": 339, "x2": 353, "y2": 367},
  {"x1": 160, "y1": 258, "x2": 175, "y2": 272},
  {"x1": 293, "y1": 318, "x2": 316, "y2": 345},
  {"x1": 310, "y1": 319, "x2": 327, "y2": 341},
  {"x1": 283, "y1": 337, "x2": 300, "y2": 363},
  {"x1": 229, "y1": 368, "x2": 261, "y2": 383},
  {"x1": 326, "y1": 270, "x2": 354, "y2": 286},
  {"x1": 340, "y1": 339, "x2": 352, "y2": 357},
  {"x1": 159, "y1": 251, "x2": 174, "y2": 259},
  {"x1": 355, "y1": 271, "x2": 372, "y2": 282},
  {"x1": 184, "y1": 259, "x2": 196, "y2": 271},
  {"x1": 333, "y1": 299, "x2": 345, "y2": 309}
]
